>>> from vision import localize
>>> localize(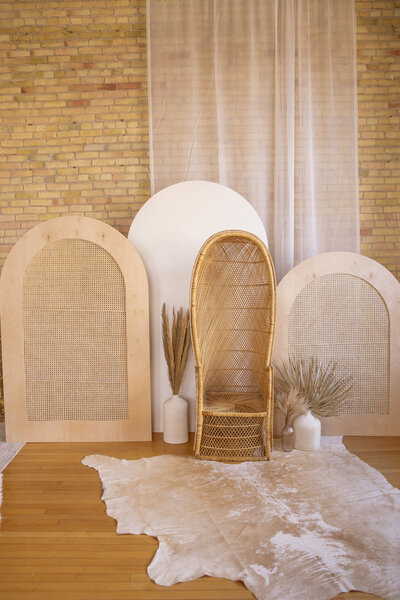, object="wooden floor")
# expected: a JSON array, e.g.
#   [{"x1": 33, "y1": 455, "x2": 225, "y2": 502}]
[{"x1": 0, "y1": 435, "x2": 399, "y2": 600}]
